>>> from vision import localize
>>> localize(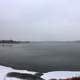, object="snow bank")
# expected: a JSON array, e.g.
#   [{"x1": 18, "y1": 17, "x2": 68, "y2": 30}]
[
  {"x1": 0, "y1": 65, "x2": 37, "y2": 80},
  {"x1": 0, "y1": 65, "x2": 80, "y2": 80},
  {"x1": 41, "y1": 71, "x2": 80, "y2": 80}
]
